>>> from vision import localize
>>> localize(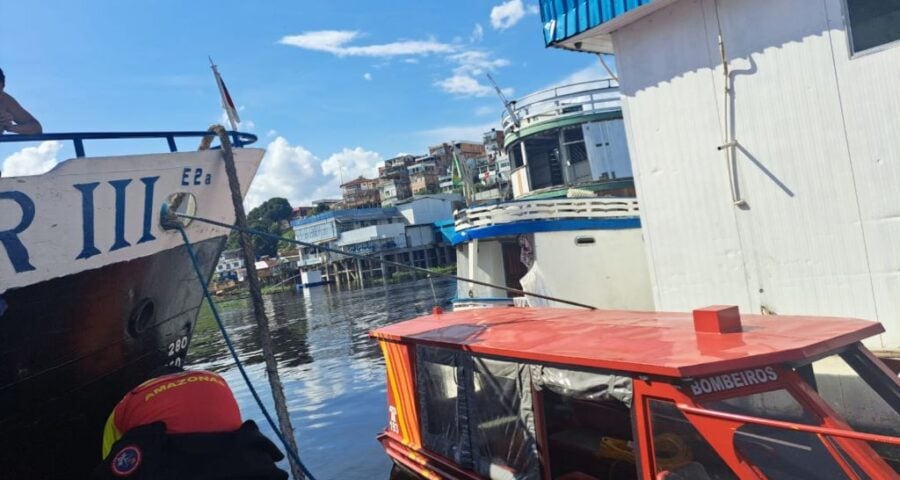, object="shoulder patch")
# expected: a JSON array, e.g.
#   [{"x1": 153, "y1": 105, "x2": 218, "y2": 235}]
[{"x1": 111, "y1": 445, "x2": 142, "y2": 477}]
